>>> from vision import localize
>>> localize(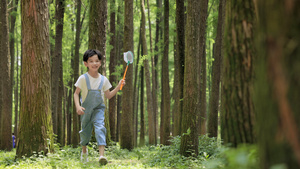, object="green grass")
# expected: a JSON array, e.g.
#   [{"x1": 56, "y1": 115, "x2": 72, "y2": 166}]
[{"x1": 0, "y1": 136, "x2": 258, "y2": 169}]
